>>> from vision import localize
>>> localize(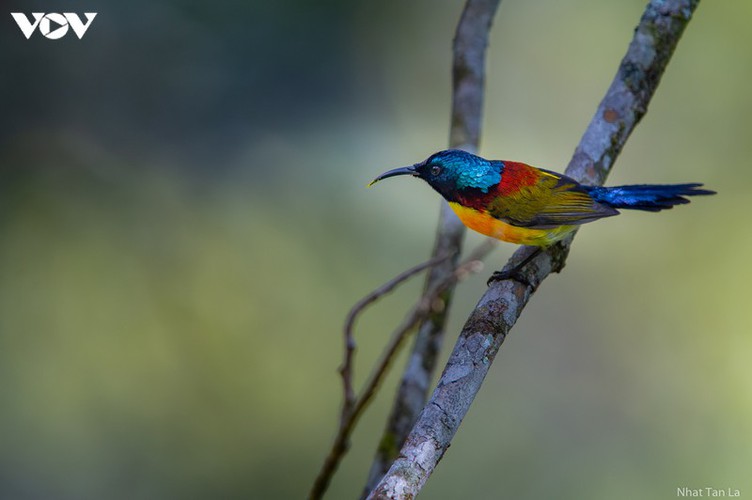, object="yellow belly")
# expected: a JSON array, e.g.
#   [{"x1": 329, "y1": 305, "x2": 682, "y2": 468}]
[{"x1": 449, "y1": 202, "x2": 574, "y2": 246}]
